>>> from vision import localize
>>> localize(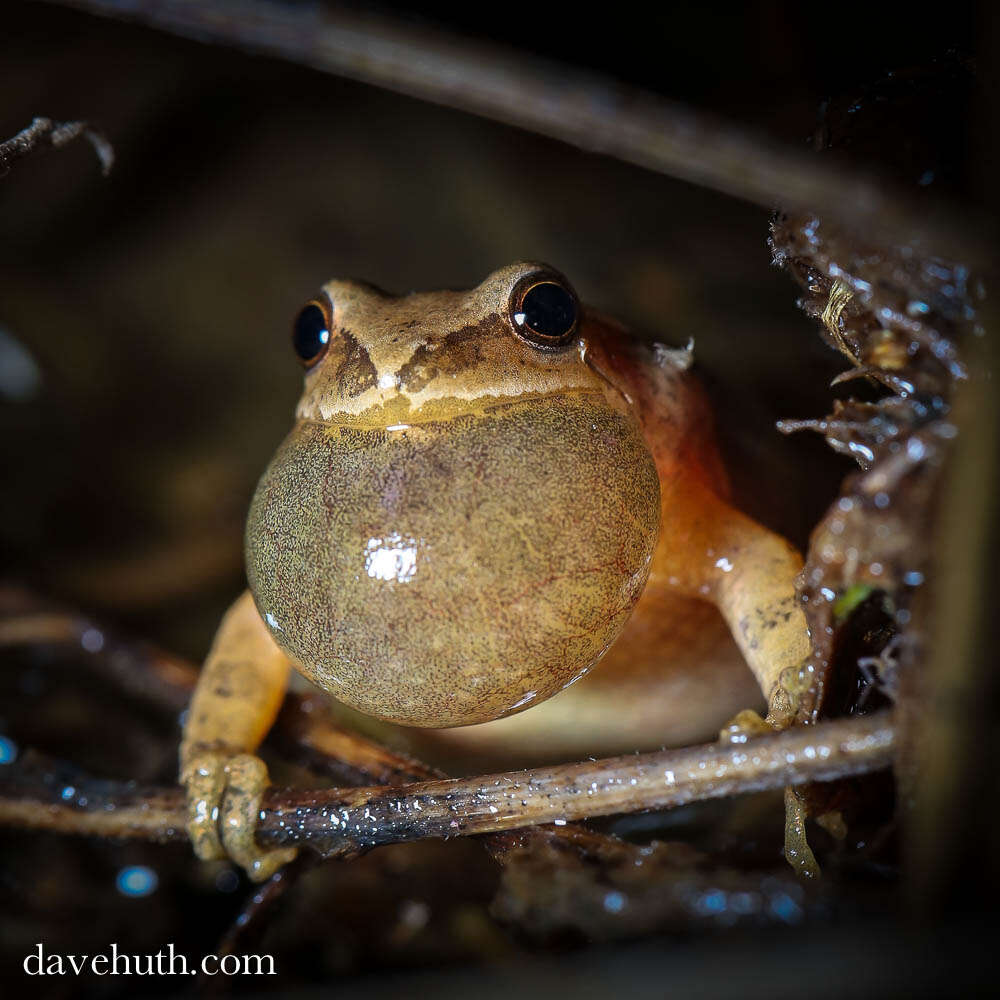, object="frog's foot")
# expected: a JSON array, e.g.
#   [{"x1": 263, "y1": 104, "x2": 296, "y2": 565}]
[
  {"x1": 718, "y1": 649, "x2": 814, "y2": 744},
  {"x1": 181, "y1": 750, "x2": 297, "y2": 882},
  {"x1": 718, "y1": 704, "x2": 822, "y2": 880},
  {"x1": 764, "y1": 659, "x2": 815, "y2": 730},
  {"x1": 718, "y1": 707, "x2": 774, "y2": 744},
  {"x1": 783, "y1": 786, "x2": 821, "y2": 880}
]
